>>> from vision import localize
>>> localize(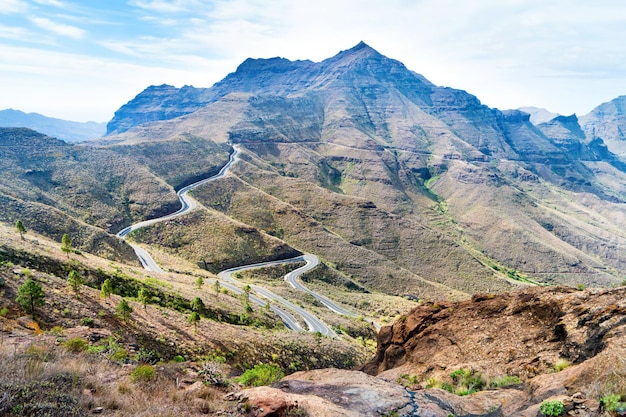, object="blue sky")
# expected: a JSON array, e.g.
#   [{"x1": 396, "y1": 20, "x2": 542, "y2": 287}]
[{"x1": 1, "y1": 0, "x2": 625, "y2": 122}]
